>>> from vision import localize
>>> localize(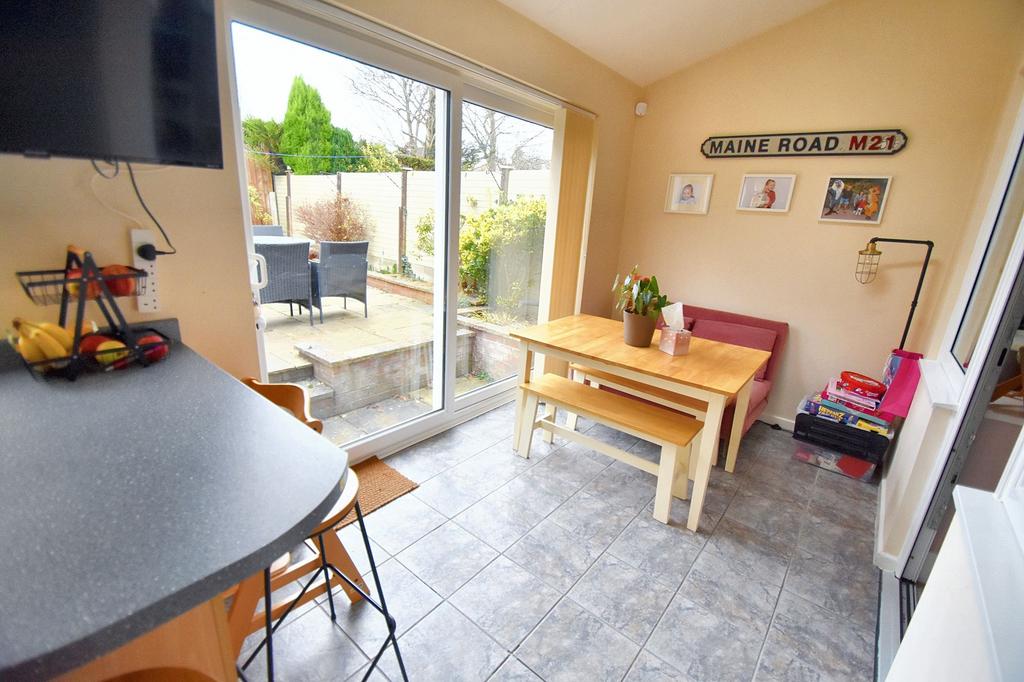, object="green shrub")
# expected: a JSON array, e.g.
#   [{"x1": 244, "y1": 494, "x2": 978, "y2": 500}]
[
  {"x1": 415, "y1": 210, "x2": 437, "y2": 257},
  {"x1": 460, "y1": 197, "x2": 546, "y2": 302},
  {"x1": 414, "y1": 197, "x2": 547, "y2": 306},
  {"x1": 248, "y1": 185, "x2": 273, "y2": 225}
]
